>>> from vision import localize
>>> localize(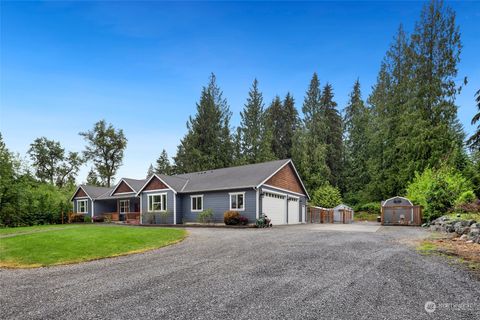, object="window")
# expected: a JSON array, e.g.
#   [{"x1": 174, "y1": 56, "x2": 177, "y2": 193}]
[
  {"x1": 77, "y1": 200, "x2": 88, "y2": 213},
  {"x1": 191, "y1": 195, "x2": 203, "y2": 212},
  {"x1": 148, "y1": 193, "x2": 167, "y2": 212},
  {"x1": 119, "y1": 200, "x2": 130, "y2": 213},
  {"x1": 230, "y1": 192, "x2": 245, "y2": 211}
]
